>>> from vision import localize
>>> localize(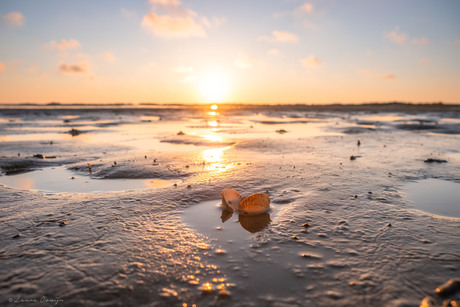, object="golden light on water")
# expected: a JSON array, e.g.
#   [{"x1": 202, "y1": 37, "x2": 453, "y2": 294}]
[
  {"x1": 202, "y1": 134, "x2": 223, "y2": 143},
  {"x1": 207, "y1": 120, "x2": 218, "y2": 127},
  {"x1": 211, "y1": 104, "x2": 218, "y2": 110},
  {"x1": 202, "y1": 146, "x2": 229, "y2": 164}
]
